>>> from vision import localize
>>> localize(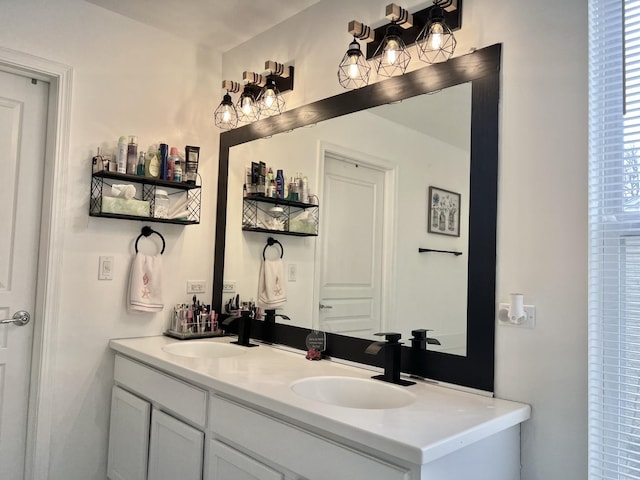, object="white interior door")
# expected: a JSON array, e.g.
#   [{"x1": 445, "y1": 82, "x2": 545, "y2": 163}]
[
  {"x1": 0, "y1": 70, "x2": 49, "y2": 480},
  {"x1": 318, "y1": 154, "x2": 386, "y2": 339}
]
